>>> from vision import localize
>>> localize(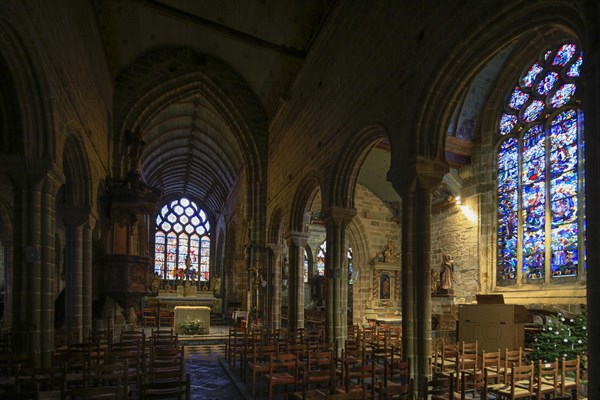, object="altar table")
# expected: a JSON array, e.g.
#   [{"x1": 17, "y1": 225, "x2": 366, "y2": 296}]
[{"x1": 173, "y1": 306, "x2": 211, "y2": 334}]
